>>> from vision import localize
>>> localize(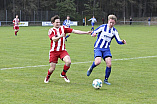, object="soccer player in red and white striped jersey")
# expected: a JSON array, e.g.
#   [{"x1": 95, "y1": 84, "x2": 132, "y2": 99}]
[
  {"x1": 13, "y1": 15, "x2": 20, "y2": 36},
  {"x1": 44, "y1": 15, "x2": 92, "y2": 83}
]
